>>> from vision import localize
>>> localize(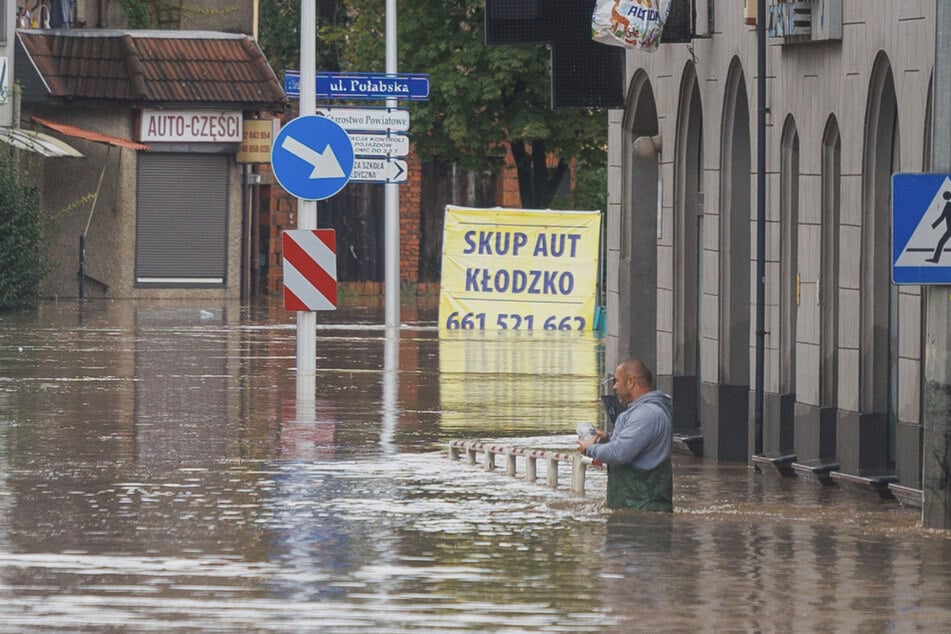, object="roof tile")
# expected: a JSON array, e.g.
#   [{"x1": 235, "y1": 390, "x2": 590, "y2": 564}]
[{"x1": 17, "y1": 30, "x2": 286, "y2": 109}]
